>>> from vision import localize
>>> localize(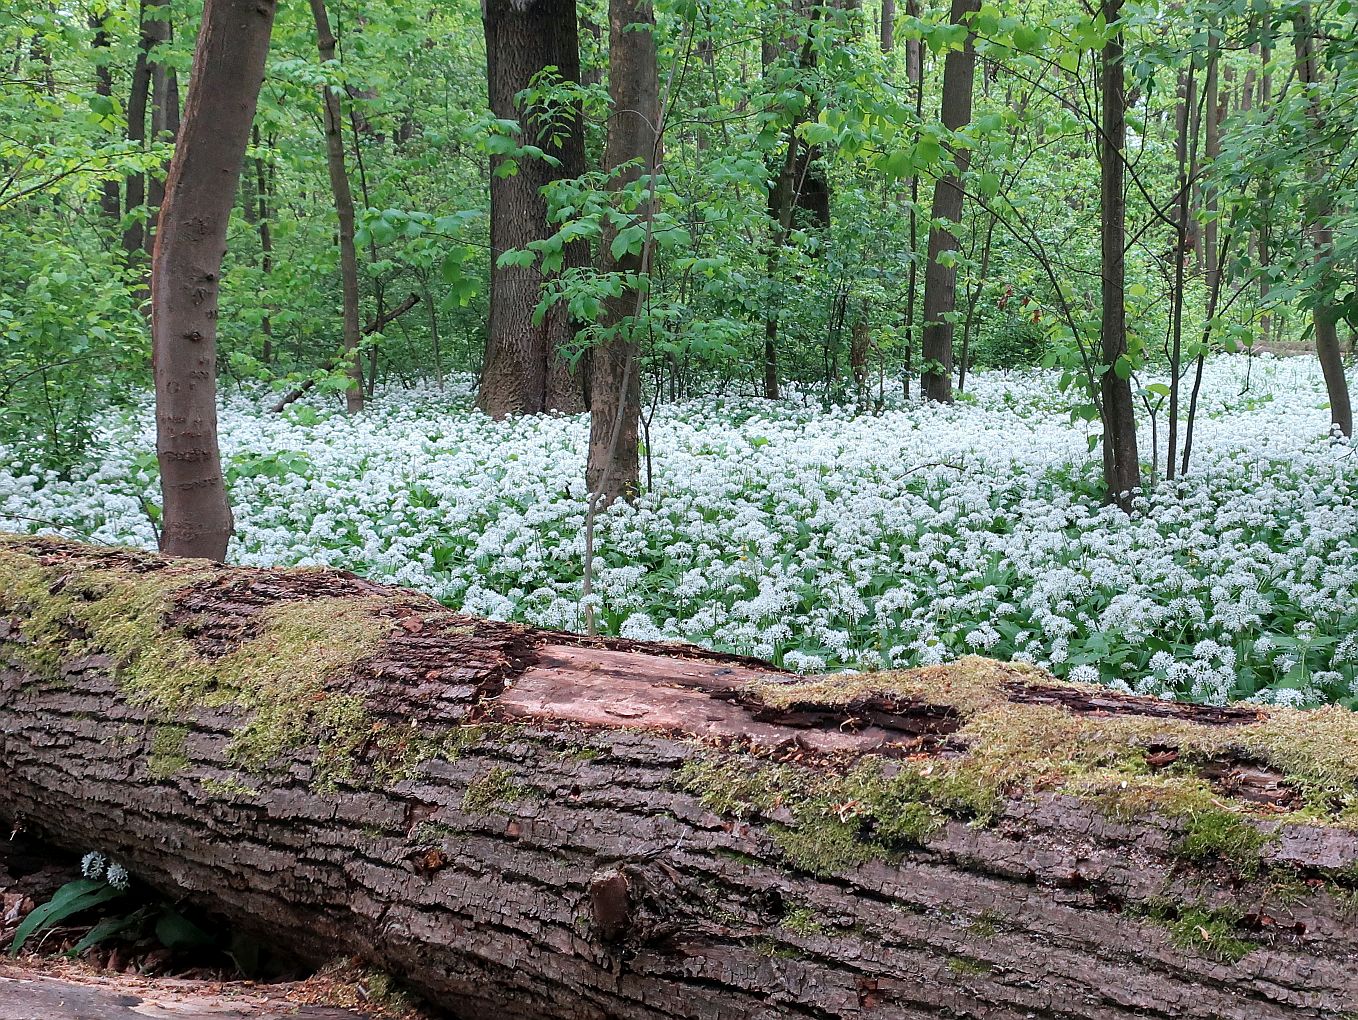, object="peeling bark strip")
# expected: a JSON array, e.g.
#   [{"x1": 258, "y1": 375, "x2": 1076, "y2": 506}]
[{"x1": 2, "y1": 537, "x2": 1358, "y2": 1019}]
